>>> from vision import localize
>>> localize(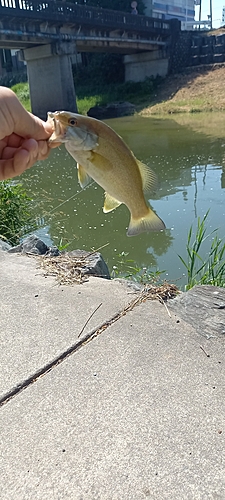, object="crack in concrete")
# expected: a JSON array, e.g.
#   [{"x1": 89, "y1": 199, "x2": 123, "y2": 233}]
[
  {"x1": 0, "y1": 281, "x2": 176, "y2": 408},
  {"x1": 0, "y1": 293, "x2": 144, "y2": 408}
]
